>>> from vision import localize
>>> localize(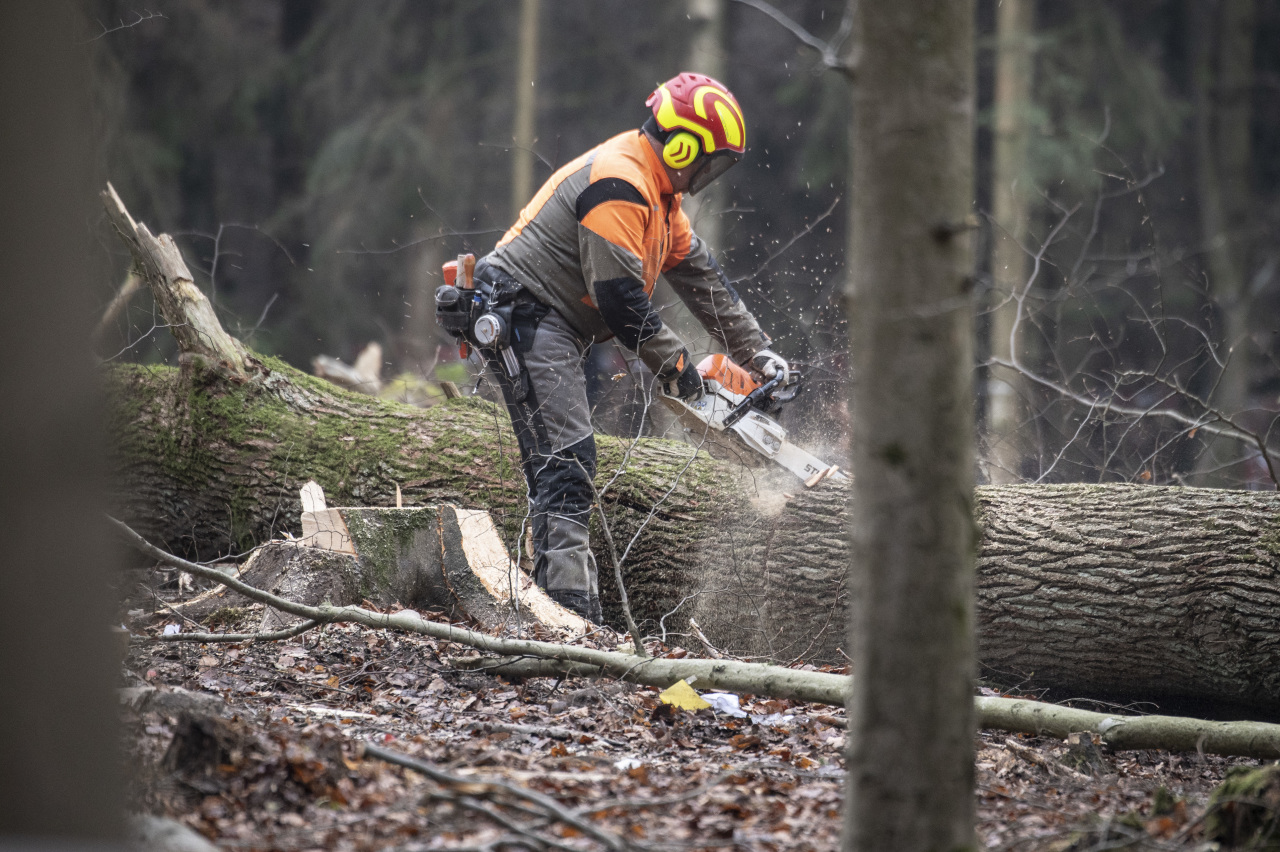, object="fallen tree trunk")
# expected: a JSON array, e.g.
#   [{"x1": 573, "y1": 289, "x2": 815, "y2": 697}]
[
  {"x1": 102, "y1": 185, "x2": 1280, "y2": 716},
  {"x1": 121, "y1": 517, "x2": 1280, "y2": 761}
]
